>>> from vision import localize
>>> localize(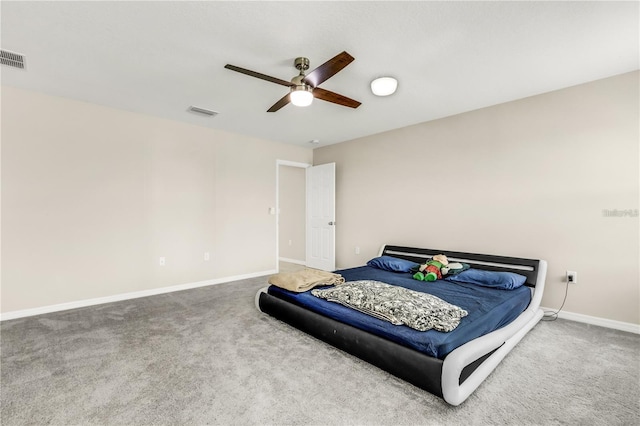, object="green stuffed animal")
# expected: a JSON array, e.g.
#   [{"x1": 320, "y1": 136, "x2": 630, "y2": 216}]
[{"x1": 413, "y1": 254, "x2": 449, "y2": 282}]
